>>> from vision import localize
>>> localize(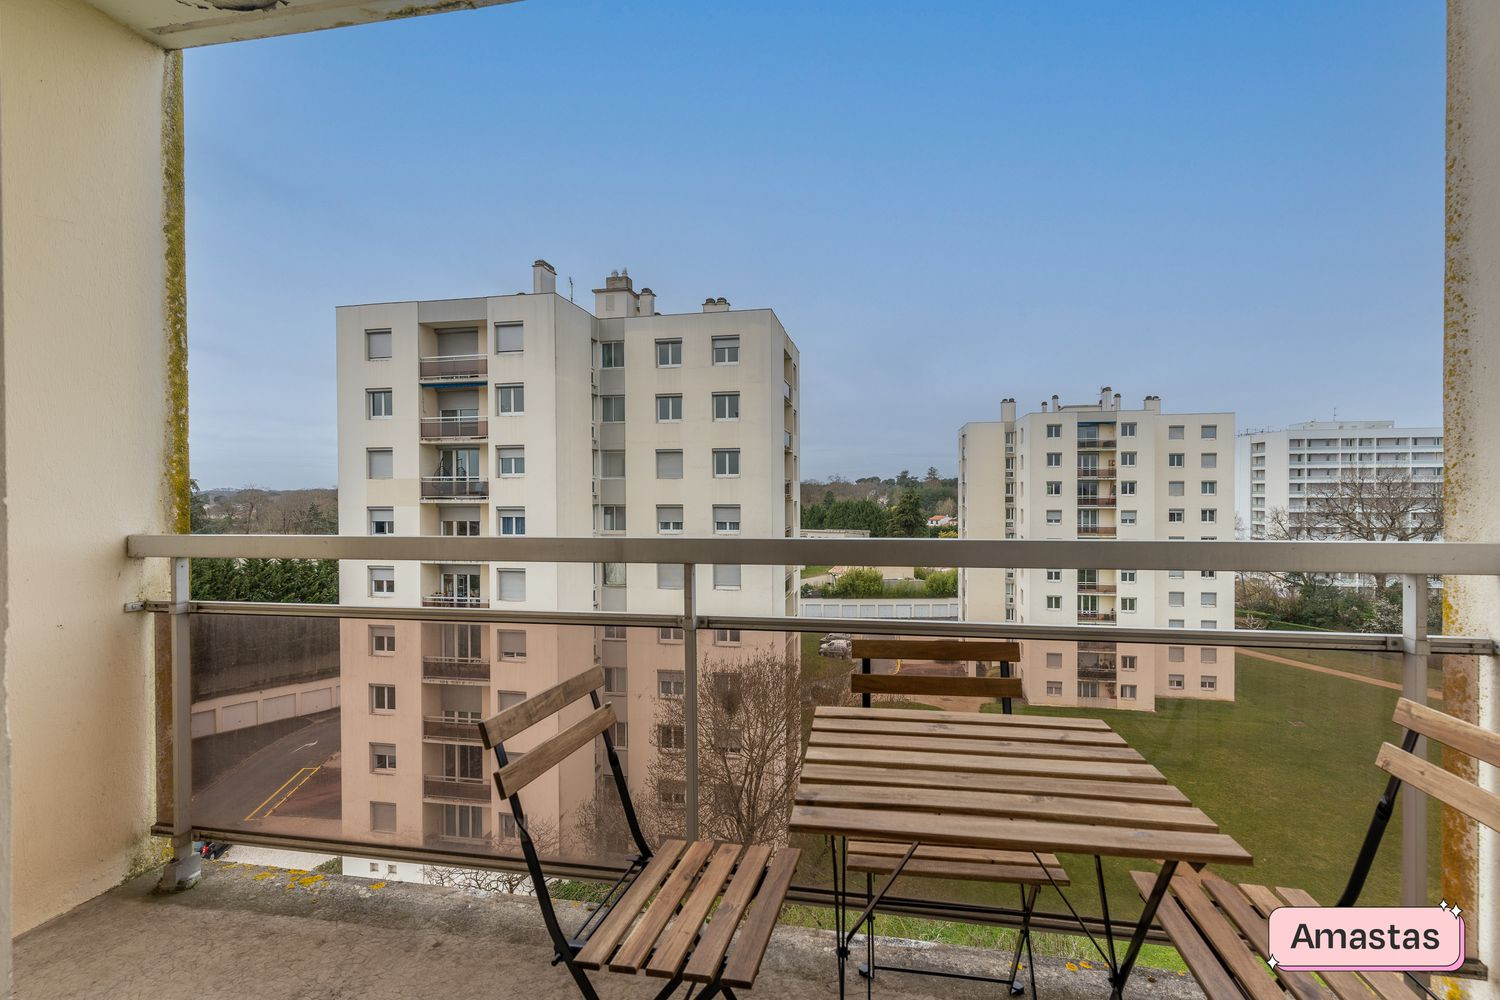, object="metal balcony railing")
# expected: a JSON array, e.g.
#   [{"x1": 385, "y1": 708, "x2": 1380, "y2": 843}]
[
  {"x1": 421, "y1": 477, "x2": 488, "y2": 499},
  {"x1": 1077, "y1": 525, "x2": 1117, "y2": 537},
  {"x1": 1076, "y1": 610, "x2": 1117, "y2": 622},
  {"x1": 422, "y1": 594, "x2": 486, "y2": 609},
  {"x1": 423, "y1": 717, "x2": 484, "y2": 742},
  {"x1": 423, "y1": 776, "x2": 490, "y2": 802},
  {"x1": 421, "y1": 655, "x2": 489, "y2": 682},
  {"x1": 1077, "y1": 437, "x2": 1116, "y2": 449},
  {"x1": 1076, "y1": 495, "x2": 1117, "y2": 507},
  {"x1": 419, "y1": 416, "x2": 487, "y2": 440},
  {"x1": 418, "y1": 354, "x2": 487, "y2": 381},
  {"x1": 1077, "y1": 465, "x2": 1116, "y2": 479},
  {"x1": 1076, "y1": 582, "x2": 1117, "y2": 593}
]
